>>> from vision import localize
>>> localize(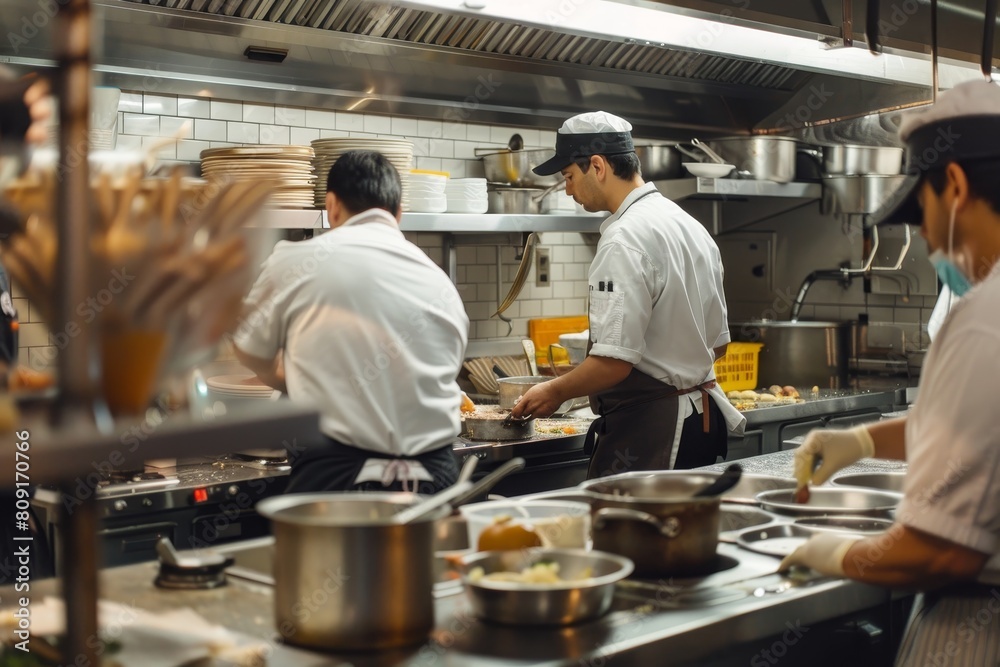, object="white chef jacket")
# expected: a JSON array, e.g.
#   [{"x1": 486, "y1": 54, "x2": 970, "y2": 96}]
[
  {"x1": 588, "y1": 182, "x2": 746, "y2": 448},
  {"x1": 898, "y1": 259, "x2": 1000, "y2": 584},
  {"x1": 234, "y1": 208, "x2": 470, "y2": 458}
]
